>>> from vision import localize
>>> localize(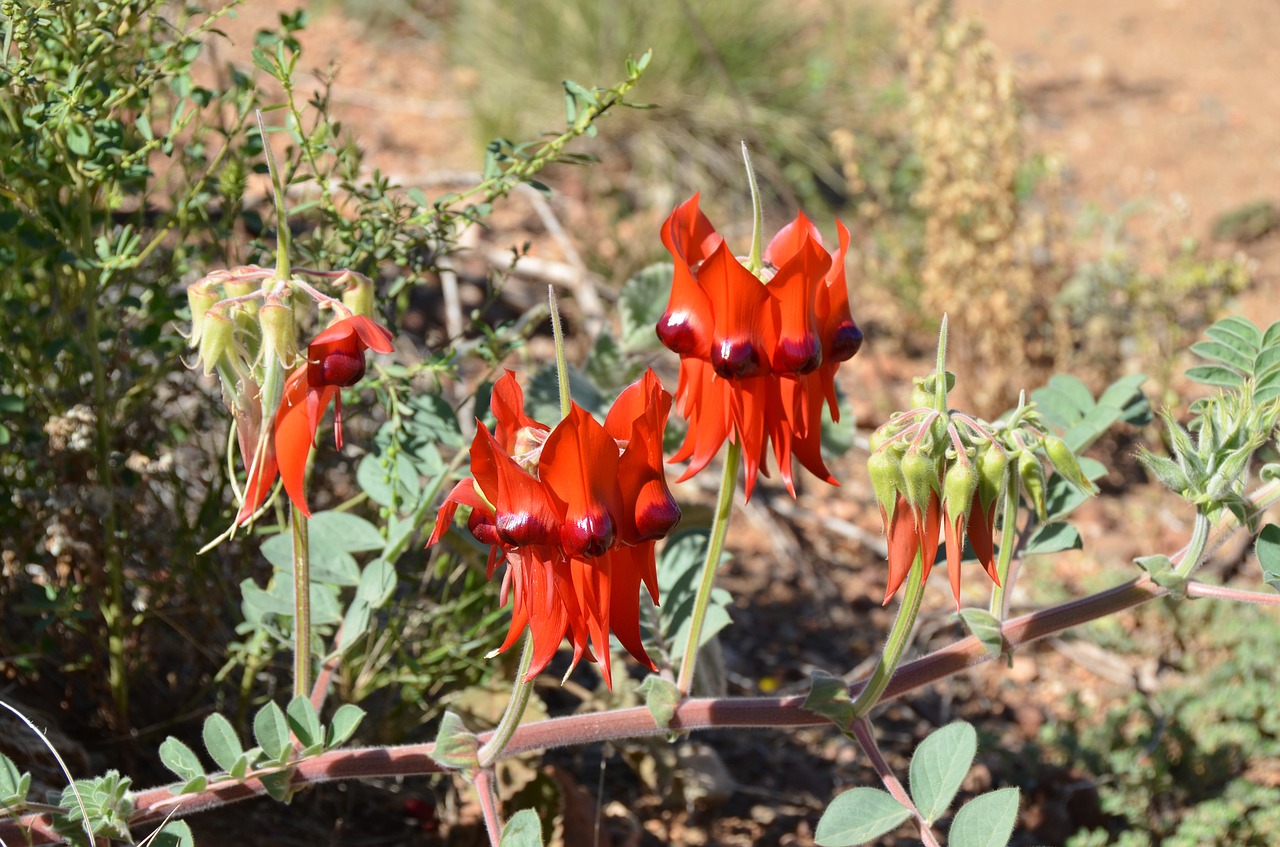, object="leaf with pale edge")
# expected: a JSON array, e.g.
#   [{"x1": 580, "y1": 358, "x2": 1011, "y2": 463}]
[
  {"x1": 431, "y1": 712, "x2": 481, "y2": 774},
  {"x1": 1255, "y1": 524, "x2": 1280, "y2": 592},
  {"x1": 957, "y1": 609, "x2": 1003, "y2": 657},
  {"x1": 638, "y1": 675, "x2": 681, "y2": 730},
  {"x1": 286, "y1": 696, "x2": 324, "y2": 752},
  {"x1": 253, "y1": 701, "x2": 292, "y2": 763},
  {"x1": 814, "y1": 787, "x2": 911, "y2": 846},
  {"x1": 802, "y1": 670, "x2": 854, "y2": 729},
  {"x1": 159, "y1": 737, "x2": 205, "y2": 793},
  {"x1": 327, "y1": 704, "x2": 366, "y2": 749},
  {"x1": 948, "y1": 787, "x2": 1020, "y2": 847},
  {"x1": 908, "y1": 721, "x2": 978, "y2": 822},
  {"x1": 202, "y1": 712, "x2": 244, "y2": 773},
  {"x1": 499, "y1": 808, "x2": 545, "y2": 846},
  {"x1": 0, "y1": 752, "x2": 31, "y2": 806}
]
